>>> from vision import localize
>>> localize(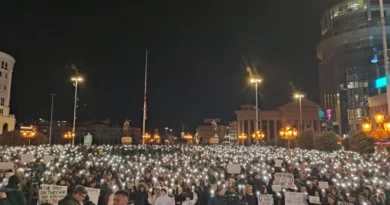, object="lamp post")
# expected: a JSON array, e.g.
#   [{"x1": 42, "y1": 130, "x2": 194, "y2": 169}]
[
  {"x1": 250, "y1": 78, "x2": 262, "y2": 135},
  {"x1": 294, "y1": 93, "x2": 304, "y2": 132},
  {"x1": 183, "y1": 133, "x2": 193, "y2": 145},
  {"x1": 20, "y1": 126, "x2": 36, "y2": 146},
  {"x1": 279, "y1": 125, "x2": 298, "y2": 150},
  {"x1": 64, "y1": 131, "x2": 75, "y2": 145},
  {"x1": 49, "y1": 94, "x2": 55, "y2": 145},
  {"x1": 142, "y1": 133, "x2": 151, "y2": 144},
  {"x1": 71, "y1": 76, "x2": 83, "y2": 146},
  {"x1": 361, "y1": 113, "x2": 390, "y2": 152},
  {"x1": 153, "y1": 133, "x2": 161, "y2": 144},
  {"x1": 238, "y1": 133, "x2": 247, "y2": 145},
  {"x1": 252, "y1": 130, "x2": 265, "y2": 145}
]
